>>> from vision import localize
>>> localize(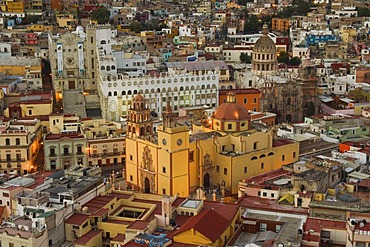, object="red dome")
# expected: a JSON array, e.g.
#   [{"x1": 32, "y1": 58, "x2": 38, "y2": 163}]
[
  {"x1": 134, "y1": 93, "x2": 144, "y2": 101},
  {"x1": 214, "y1": 102, "x2": 250, "y2": 121}
]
